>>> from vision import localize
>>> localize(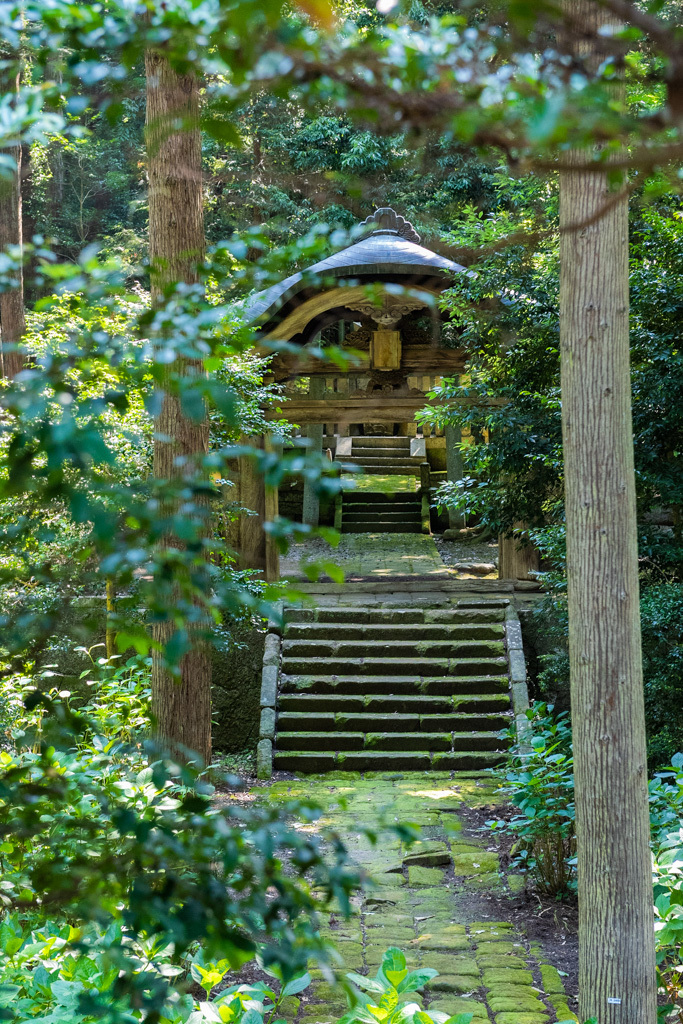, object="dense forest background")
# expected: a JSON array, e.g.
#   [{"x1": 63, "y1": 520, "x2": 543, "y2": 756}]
[{"x1": 15, "y1": 9, "x2": 683, "y2": 765}]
